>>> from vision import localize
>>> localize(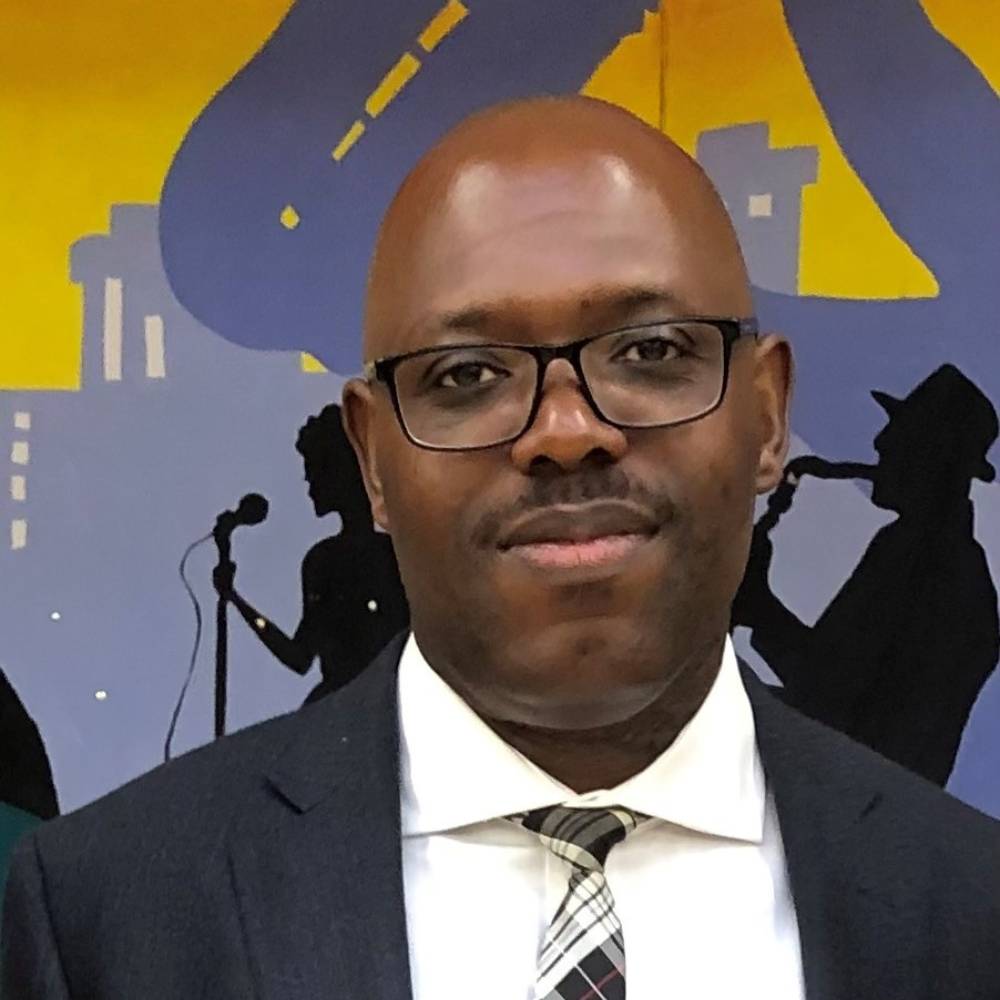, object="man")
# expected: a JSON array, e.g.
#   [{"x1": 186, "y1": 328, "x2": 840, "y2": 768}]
[{"x1": 4, "y1": 97, "x2": 999, "y2": 999}]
